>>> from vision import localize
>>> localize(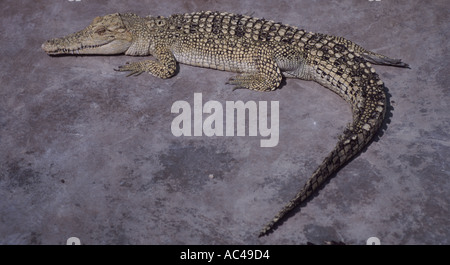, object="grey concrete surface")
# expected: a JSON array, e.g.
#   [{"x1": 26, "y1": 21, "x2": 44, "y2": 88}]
[{"x1": 0, "y1": 0, "x2": 448, "y2": 244}]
